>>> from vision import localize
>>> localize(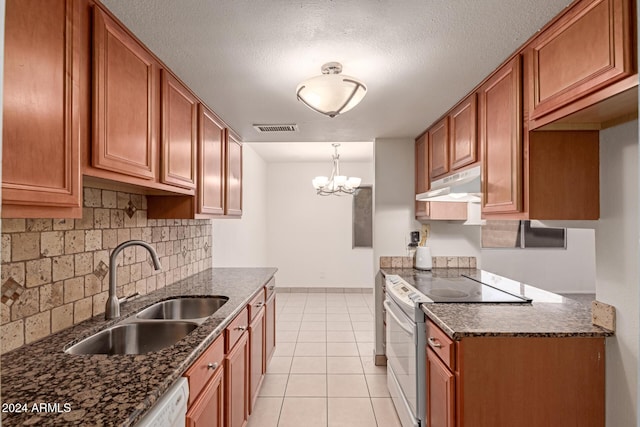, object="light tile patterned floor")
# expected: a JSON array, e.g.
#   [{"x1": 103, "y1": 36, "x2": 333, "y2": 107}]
[{"x1": 247, "y1": 291, "x2": 401, "y2": 427}]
